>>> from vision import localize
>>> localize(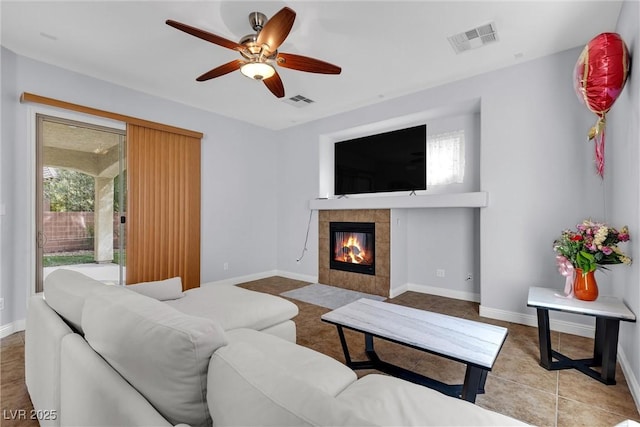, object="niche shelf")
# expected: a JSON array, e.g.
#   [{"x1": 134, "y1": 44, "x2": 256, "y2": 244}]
[{"x1": 309, "y1": 192, "x2": 488, "y2": 210}]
